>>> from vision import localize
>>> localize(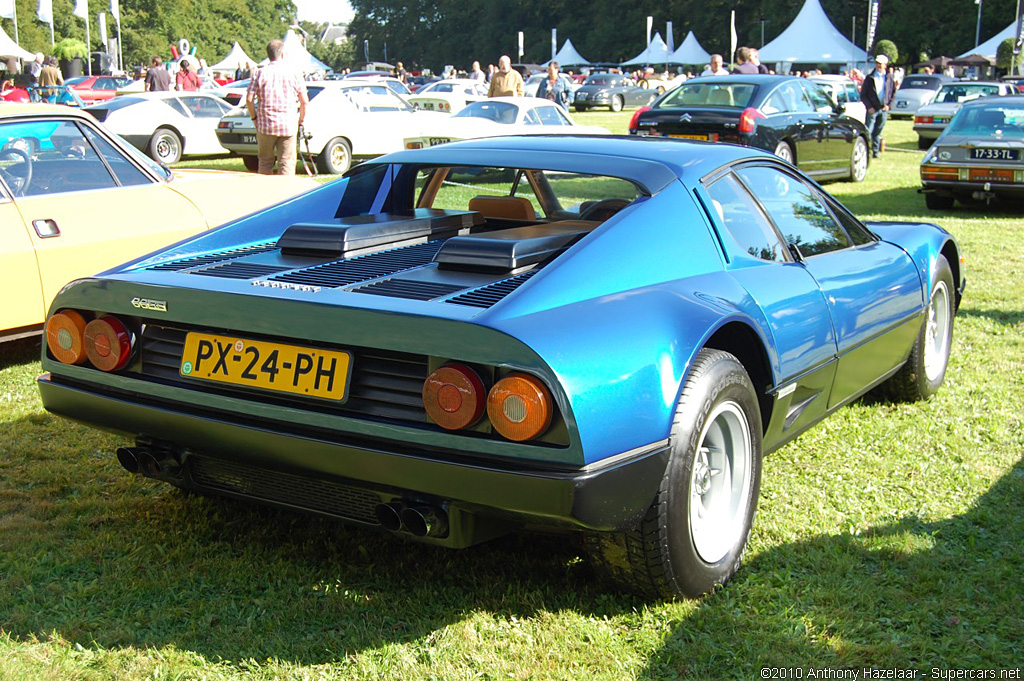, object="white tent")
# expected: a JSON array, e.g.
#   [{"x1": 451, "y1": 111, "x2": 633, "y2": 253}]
[
  {"x1": 758, "y1": 0, "x2": 868, "y2": 65},
  {"x1": 959, "y1": 22, "x2": 1014, "y2": 59},
  {"x1": 0, "y1": 26, "x2": 34, "y2": 61},
  {"x1": 259, "y1": 30, "x2": 330, "y2": 73},
  {"x1": 209, "y1": 42, "x2": 256, "y2": 72},
  {"x1": 622, "y1": 32, "x2": 672, "y2": 66},
  {"x1": 668, "y1": 31, "x2": 710, "y2": 65},
  {"x1": 545, "y1": 39, "x2": 590, "y2": 67}
]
